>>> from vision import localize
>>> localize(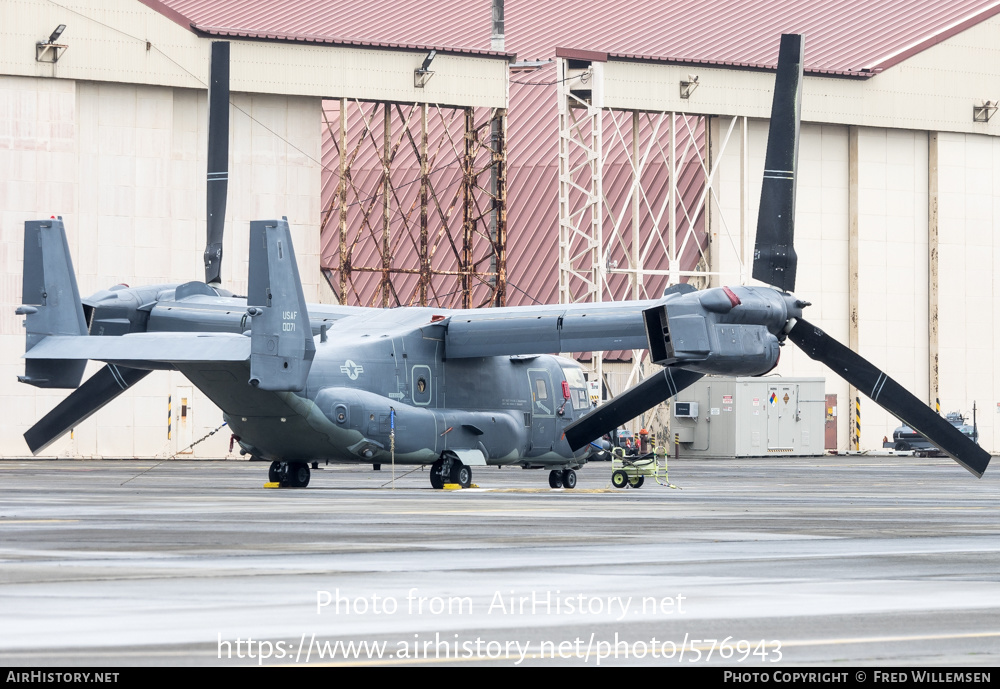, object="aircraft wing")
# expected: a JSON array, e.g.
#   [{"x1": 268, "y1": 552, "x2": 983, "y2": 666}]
[
  {"x1": 443, "y1": 300, "x2": 656, "y2": 358},
  {"x1": 24, "y1": 332, "x2": 251, "y2": 366}
]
